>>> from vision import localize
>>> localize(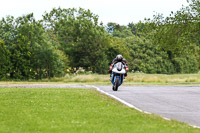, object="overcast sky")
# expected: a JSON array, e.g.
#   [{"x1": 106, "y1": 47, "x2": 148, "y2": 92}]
[{"x1": 0, "y1": 0, "x2": 189, "y2": 25}]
